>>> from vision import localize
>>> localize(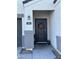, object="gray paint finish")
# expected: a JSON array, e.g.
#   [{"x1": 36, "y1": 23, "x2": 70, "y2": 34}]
[
  {"x1": 17, "y1": 14, "x2": 24, "y2": 18},
  {"x1": 22, "y1": 35, "x2": 24, "y2": 47},
  {"x1": 23, "y1": 31, "x2": 34, "y2": 48},
  {"x1": 17, "y1": 18, "x2": 22, "y2": 47},
  {"x1": 52, "y1": 46, "x2": 61, "y2": 59},
  {"x1": 56, "y1": 36, "x2": 61, "y2": 52}
]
